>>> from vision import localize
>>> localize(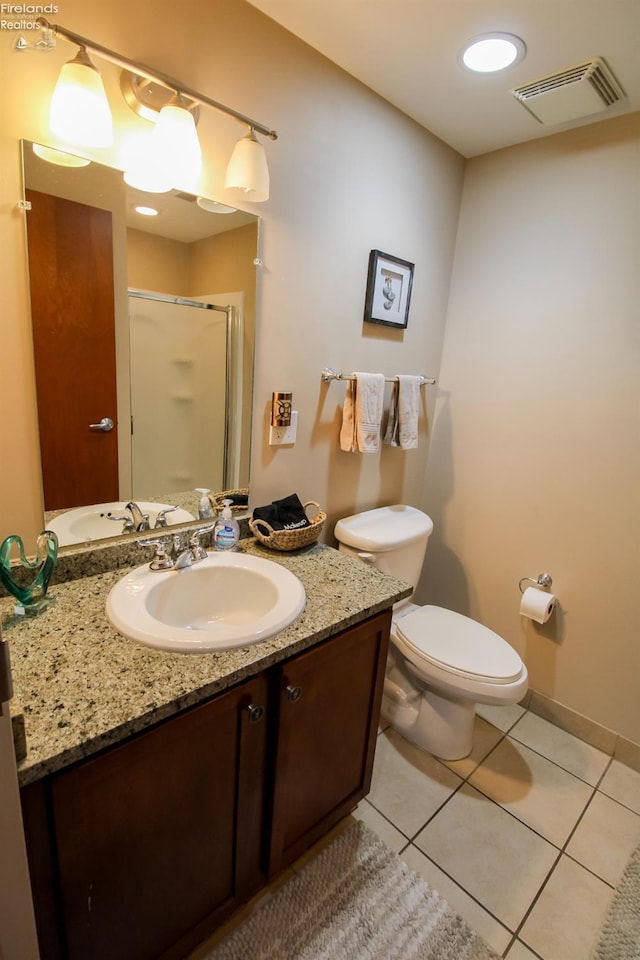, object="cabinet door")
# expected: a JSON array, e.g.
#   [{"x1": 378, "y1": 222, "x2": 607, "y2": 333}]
[
  {"x1": 269, "y1": 610, "x2": 390, "y2": 874},
  {"x1": 43, "y1": 675, "x2": 268, "y2": 960}
]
